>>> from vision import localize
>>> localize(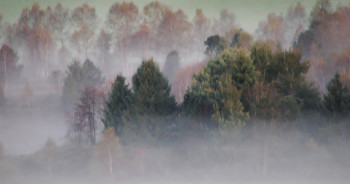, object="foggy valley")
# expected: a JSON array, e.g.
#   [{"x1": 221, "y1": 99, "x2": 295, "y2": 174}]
[{"x1": 1, "y1": 0, "x2": 350, "y2": 183}]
